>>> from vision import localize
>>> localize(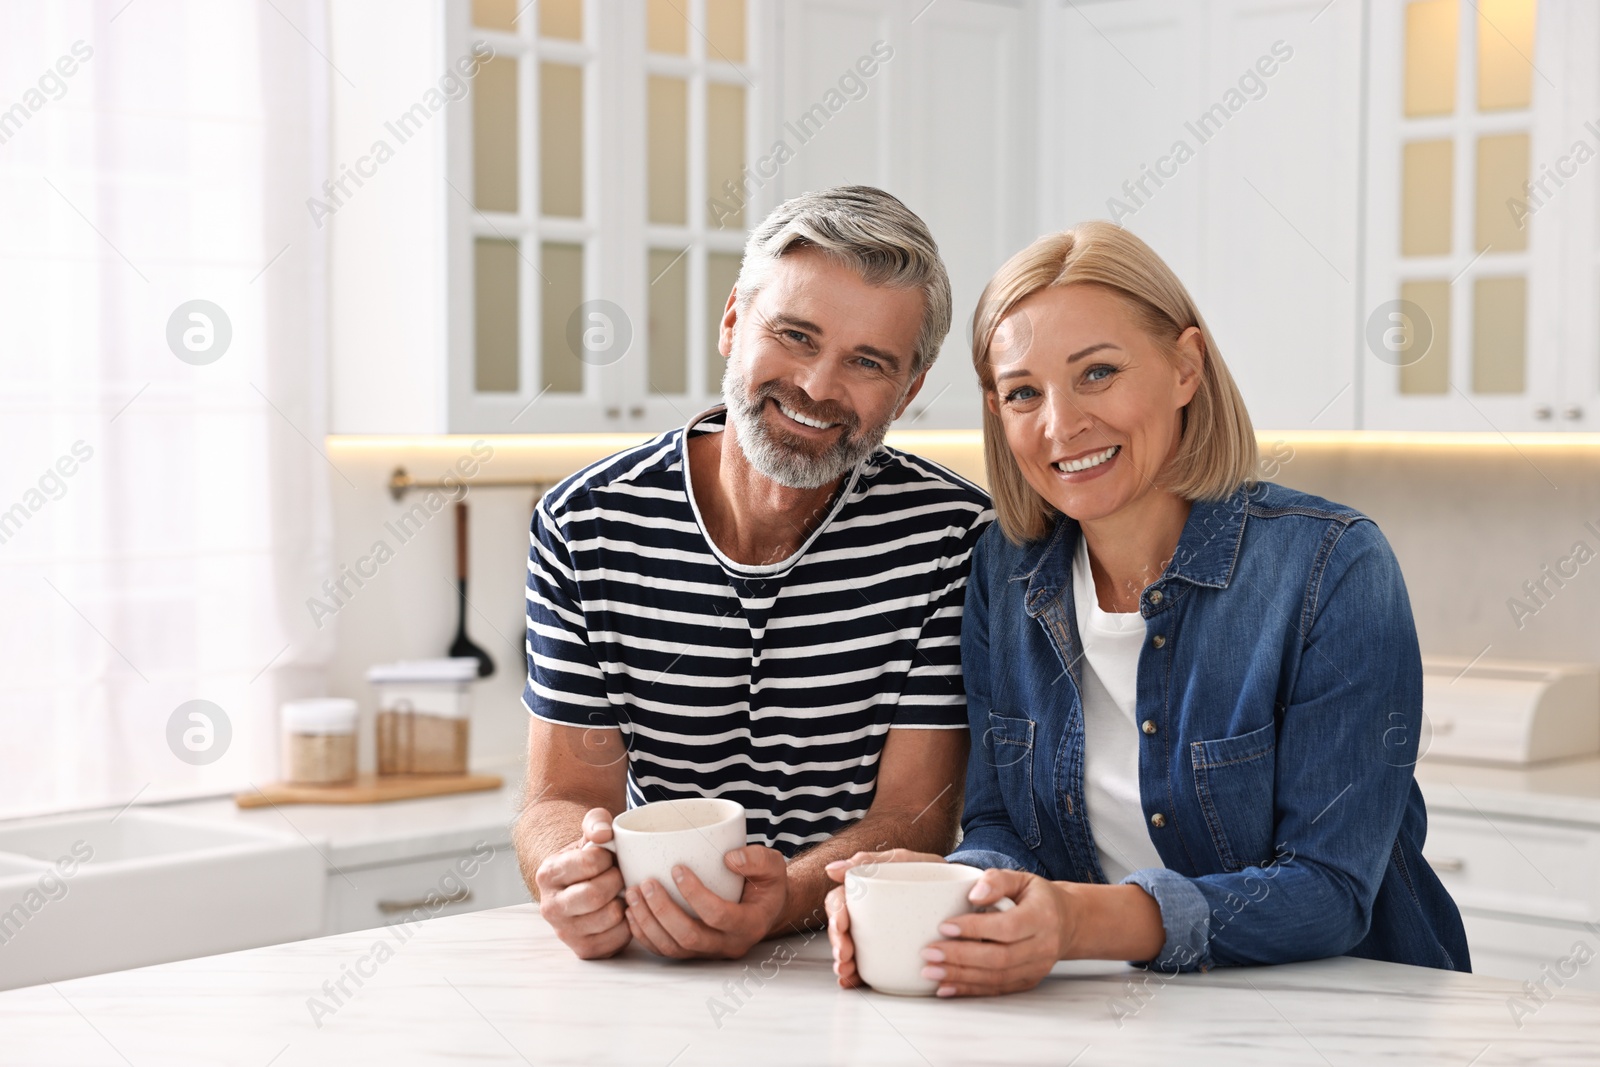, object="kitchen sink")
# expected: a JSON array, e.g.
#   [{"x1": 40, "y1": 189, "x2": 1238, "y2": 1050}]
[{"x1": 0, "y1": 809, "x2": 325, "y2": 991}]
